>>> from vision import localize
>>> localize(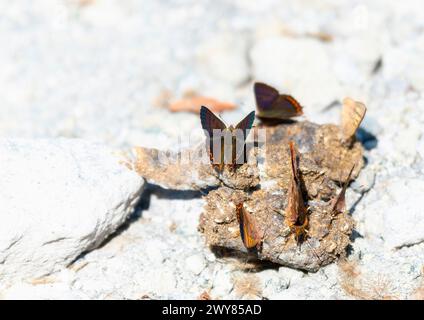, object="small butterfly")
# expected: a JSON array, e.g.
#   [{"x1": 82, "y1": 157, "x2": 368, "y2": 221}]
[
  {"x1": 341, "y1": 97, "x2": 367, "y2": 142},
  {"x1": 254, "y1": 82, "x2": 303, "y2": 121},
  {"x1": 330, "y1": 165, "x2": 355, "y2": 215},
  {"x1": 236, "y1": 202, "x2": 263, "y2": 251},
  {"x1": 200, "y1": 106, "x2": 255, "y2": 171},
  {"x1": 285, "y1": 141, "x2": 308, "y2": 243}
]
